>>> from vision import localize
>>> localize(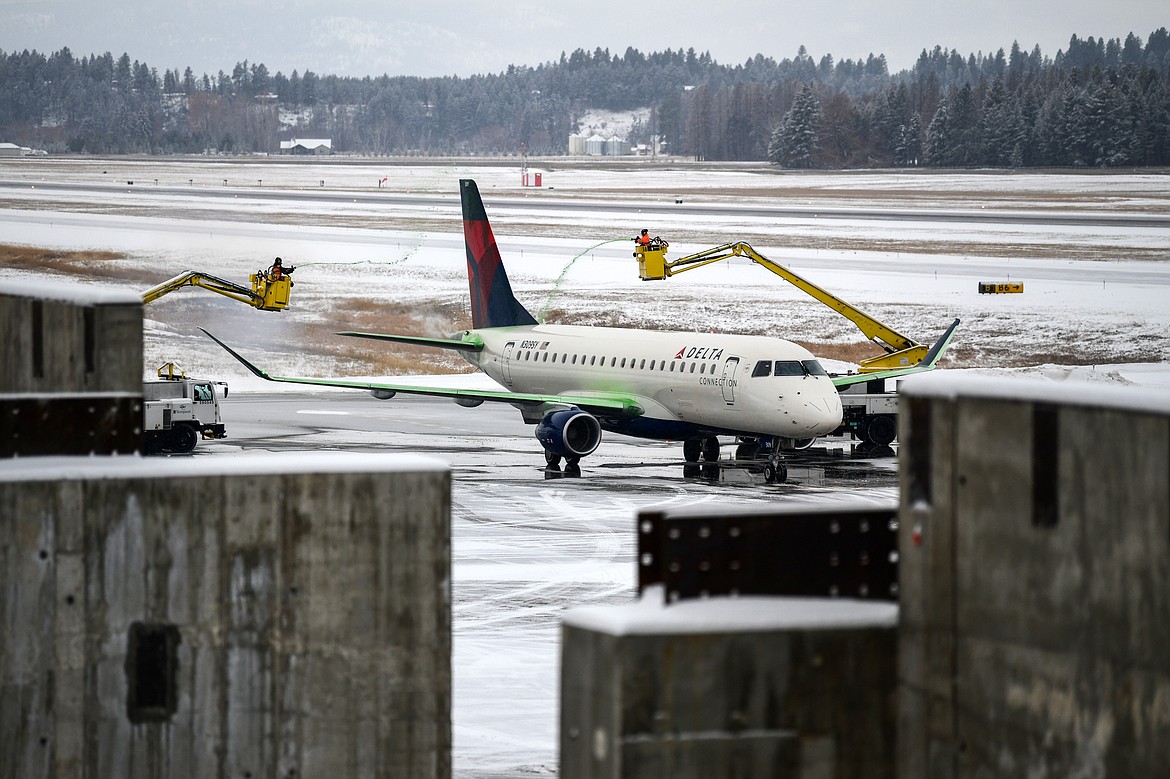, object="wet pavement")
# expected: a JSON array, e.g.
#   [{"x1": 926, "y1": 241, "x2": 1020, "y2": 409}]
[
  {"x1": 212, "y1": 391, "x2": 900, "y2": 496},
  {"x1": 196, "y1": 390, "x2": 901, "y2": 776}
]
